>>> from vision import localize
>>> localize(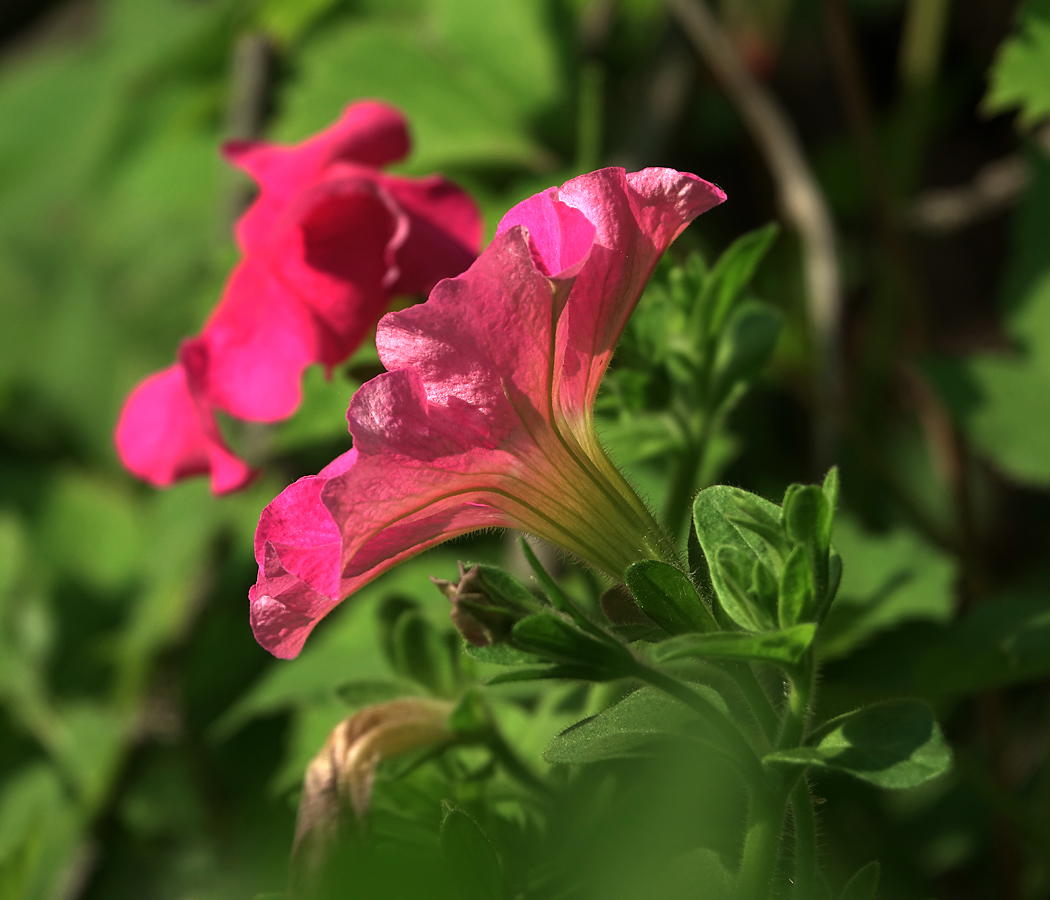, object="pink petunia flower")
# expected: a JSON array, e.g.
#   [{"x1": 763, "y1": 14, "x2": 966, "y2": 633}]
[
  {"x1": 115, "y1": 101, "x2": 483, "y2": 494},
  {"x1": 250, "y1": 167, "x2": 726, "y2": 658}
]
